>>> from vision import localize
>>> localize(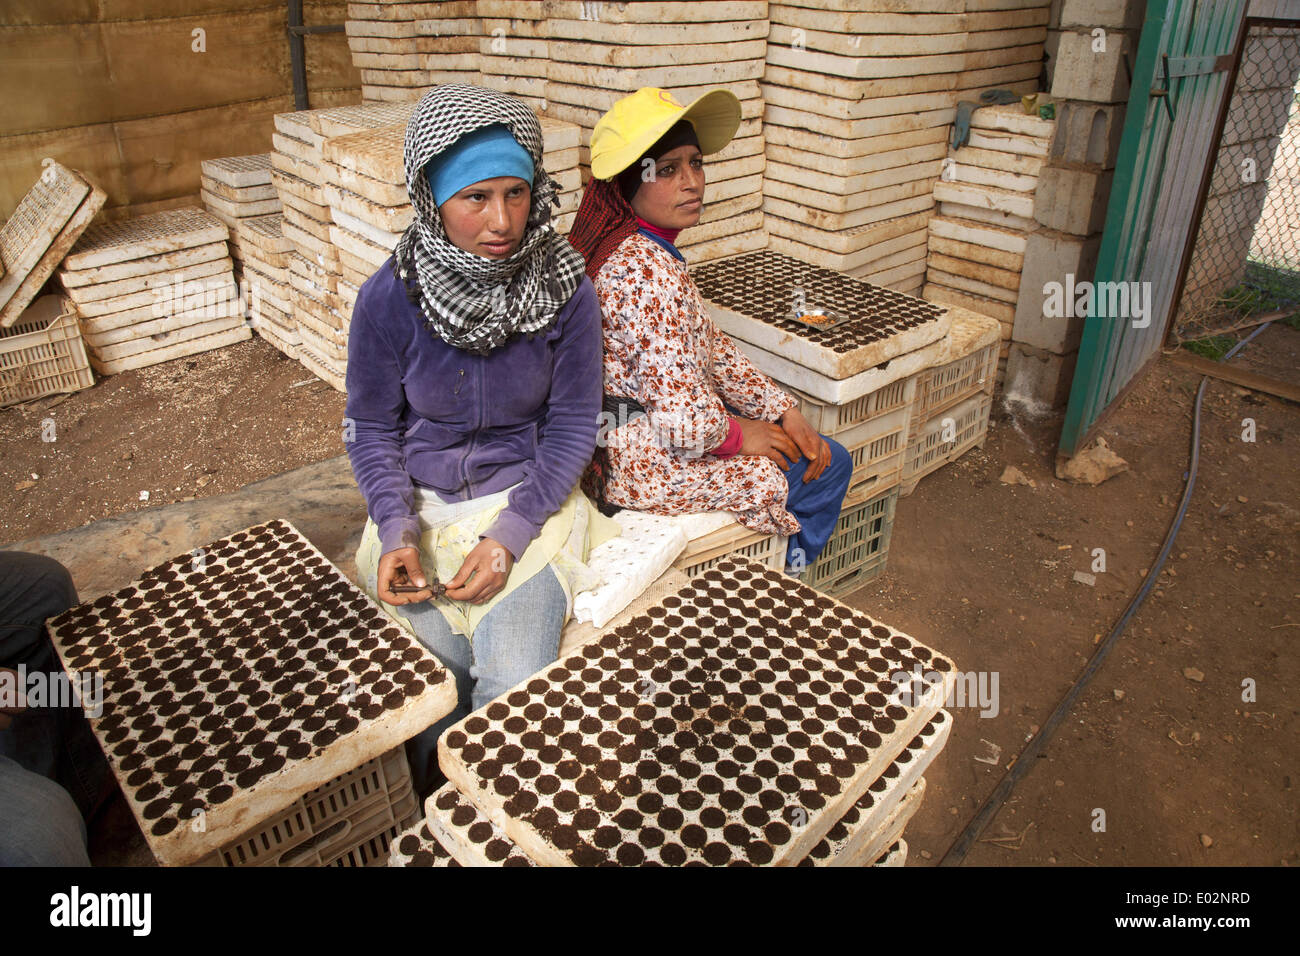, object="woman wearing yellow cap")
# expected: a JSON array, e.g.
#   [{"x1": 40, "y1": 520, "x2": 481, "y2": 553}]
[{"x1": 569, "y1": 88, "x2": 852, "y2": 573}]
